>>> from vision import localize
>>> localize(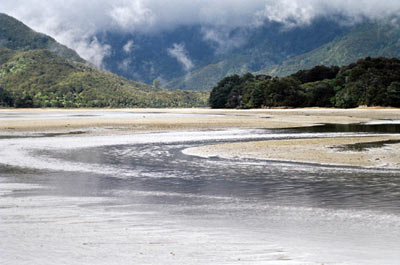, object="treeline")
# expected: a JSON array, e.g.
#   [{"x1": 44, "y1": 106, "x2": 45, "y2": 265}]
[{"x1": 209, "y1": 57, "x2": 400, "y2": 108}]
